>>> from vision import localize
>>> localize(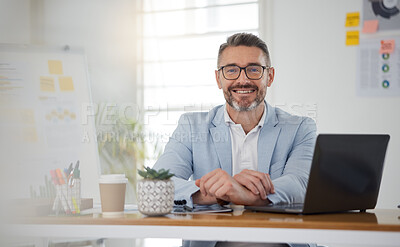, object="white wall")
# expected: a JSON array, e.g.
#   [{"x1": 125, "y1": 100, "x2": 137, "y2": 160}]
[
  {"x1": 266, "y1": 0, "x2": 400, "y2": 209},
  {"x1": 0, "y1": 0, "x2": 31, "y2": 44}
]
